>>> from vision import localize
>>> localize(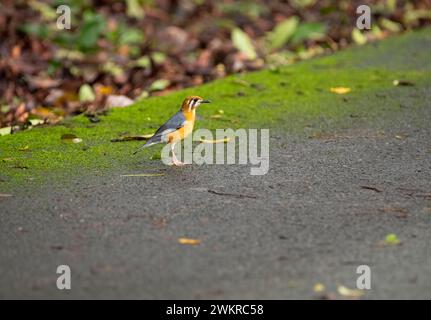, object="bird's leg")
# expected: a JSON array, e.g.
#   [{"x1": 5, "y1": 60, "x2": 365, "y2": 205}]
[{"x1": 170, "y1": 143, "x2": 185, "y2": 166}]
